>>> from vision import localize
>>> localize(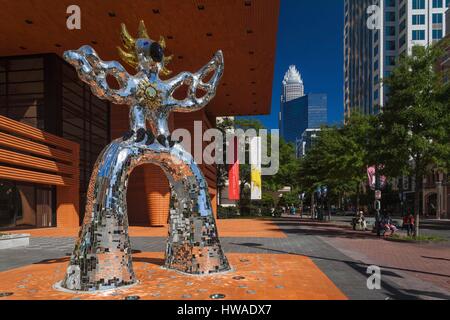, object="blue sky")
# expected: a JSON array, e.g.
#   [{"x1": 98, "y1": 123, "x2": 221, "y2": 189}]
[{"x1": 243, "y1": 0, "x2": 344, "y2": 129}]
